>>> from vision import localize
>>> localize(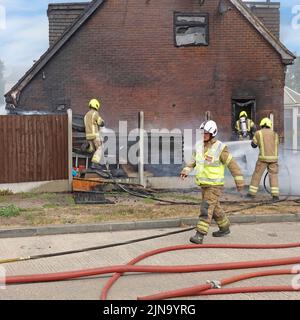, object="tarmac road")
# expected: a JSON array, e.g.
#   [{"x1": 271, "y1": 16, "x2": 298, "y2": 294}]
[{"x1": 0, "y1": 222, "x2": 300, "y2": 300}]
